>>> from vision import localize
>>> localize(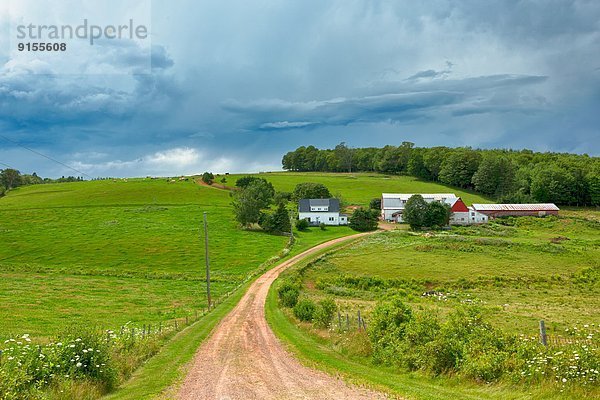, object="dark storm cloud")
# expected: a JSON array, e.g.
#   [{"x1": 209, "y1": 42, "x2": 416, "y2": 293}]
[{"x1": 0, "y1": 0, "x2": 598, "y2": 177}]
